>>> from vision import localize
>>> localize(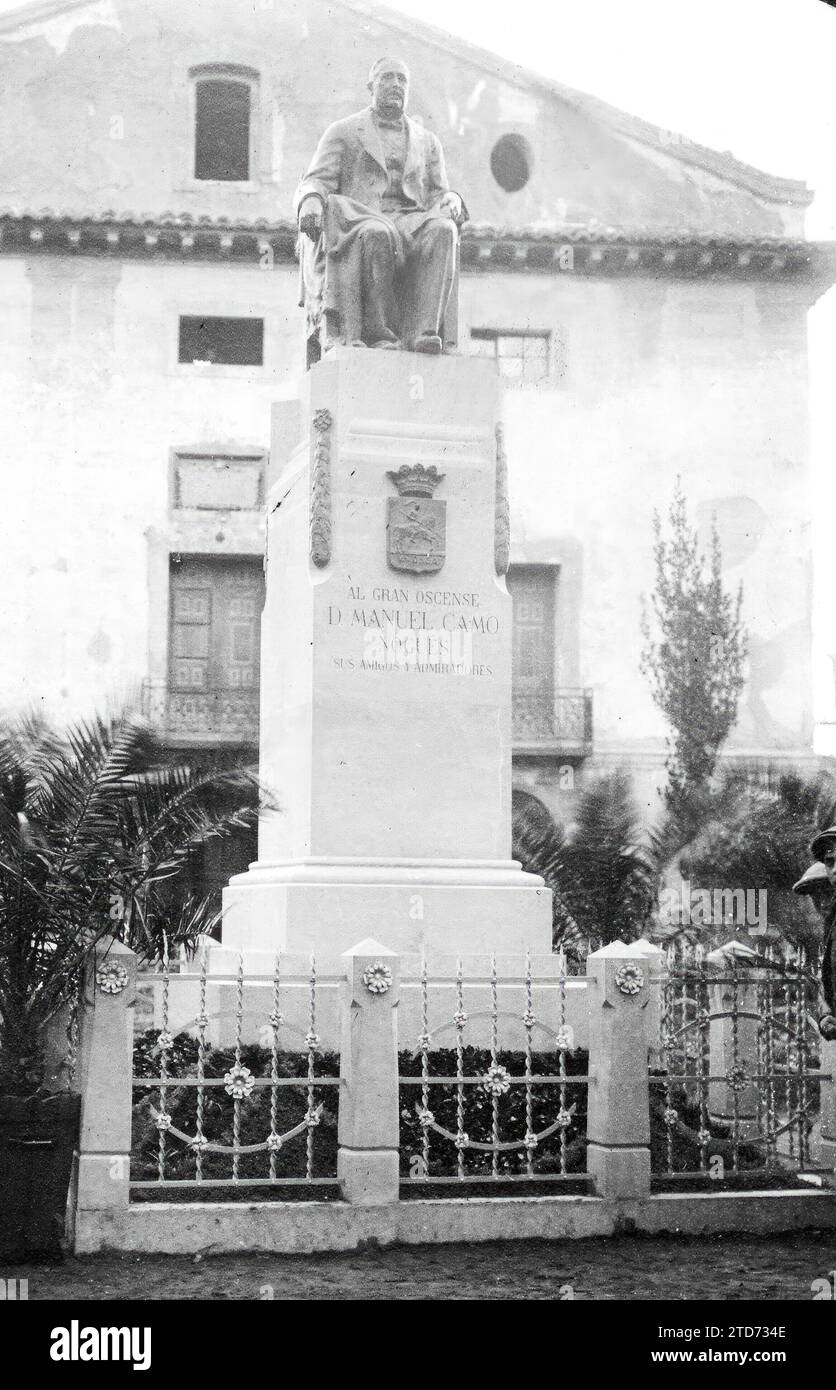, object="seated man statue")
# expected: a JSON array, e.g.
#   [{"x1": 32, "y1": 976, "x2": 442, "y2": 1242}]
[{"x1": 295, "y1": 56, "x2": 467, "y2": 361}]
